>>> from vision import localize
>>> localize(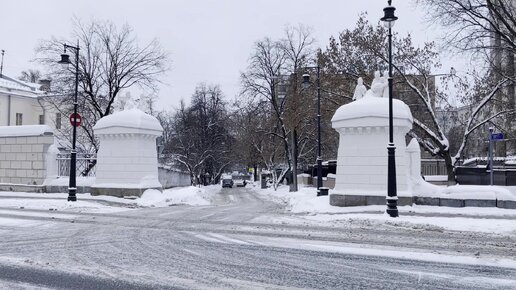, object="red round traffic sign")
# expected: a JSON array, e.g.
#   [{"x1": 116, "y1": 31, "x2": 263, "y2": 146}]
[{"x1": 70, "y1": 113, "x2": 82, "y2": 127}]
